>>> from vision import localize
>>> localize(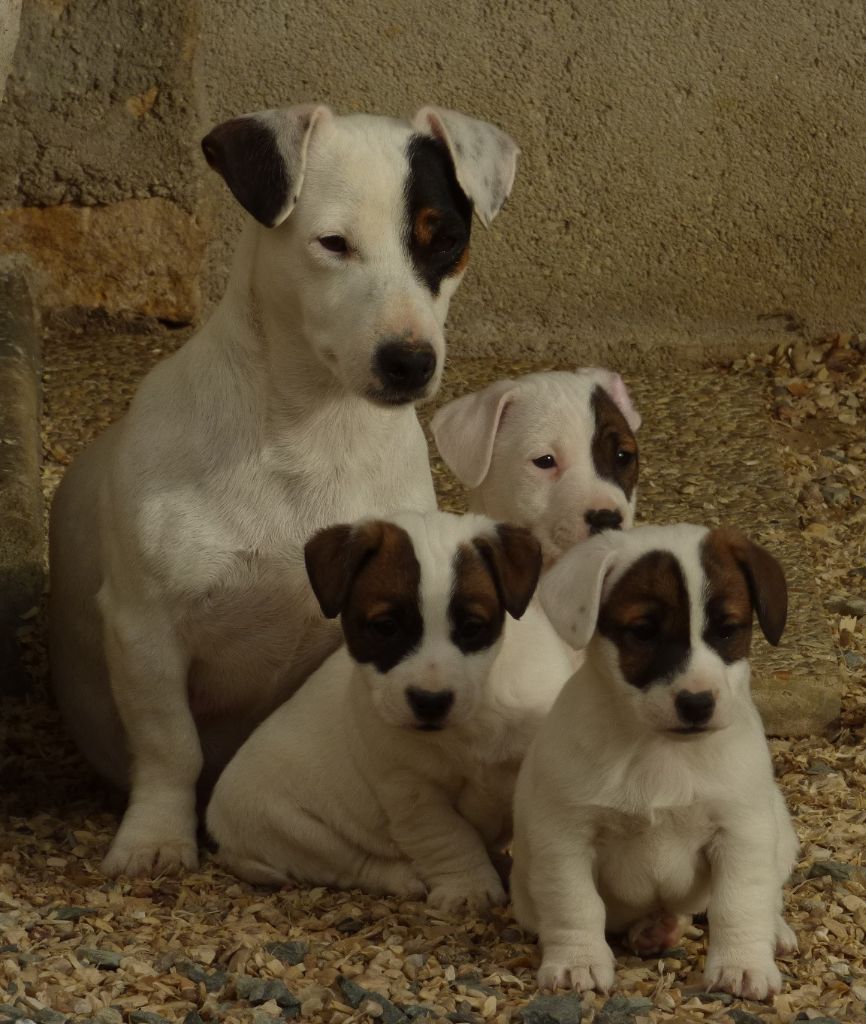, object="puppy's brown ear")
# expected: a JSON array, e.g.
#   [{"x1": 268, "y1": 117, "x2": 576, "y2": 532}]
[
  {"x1": 304, "y1": 521, "x2": 384, "y2": 619},
  {"x1": 716, "y1": 528, "x2": 788, "y2": 646},
  {"x1": 474, "y1": 524, "x2": 542, "y2": 619}
]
